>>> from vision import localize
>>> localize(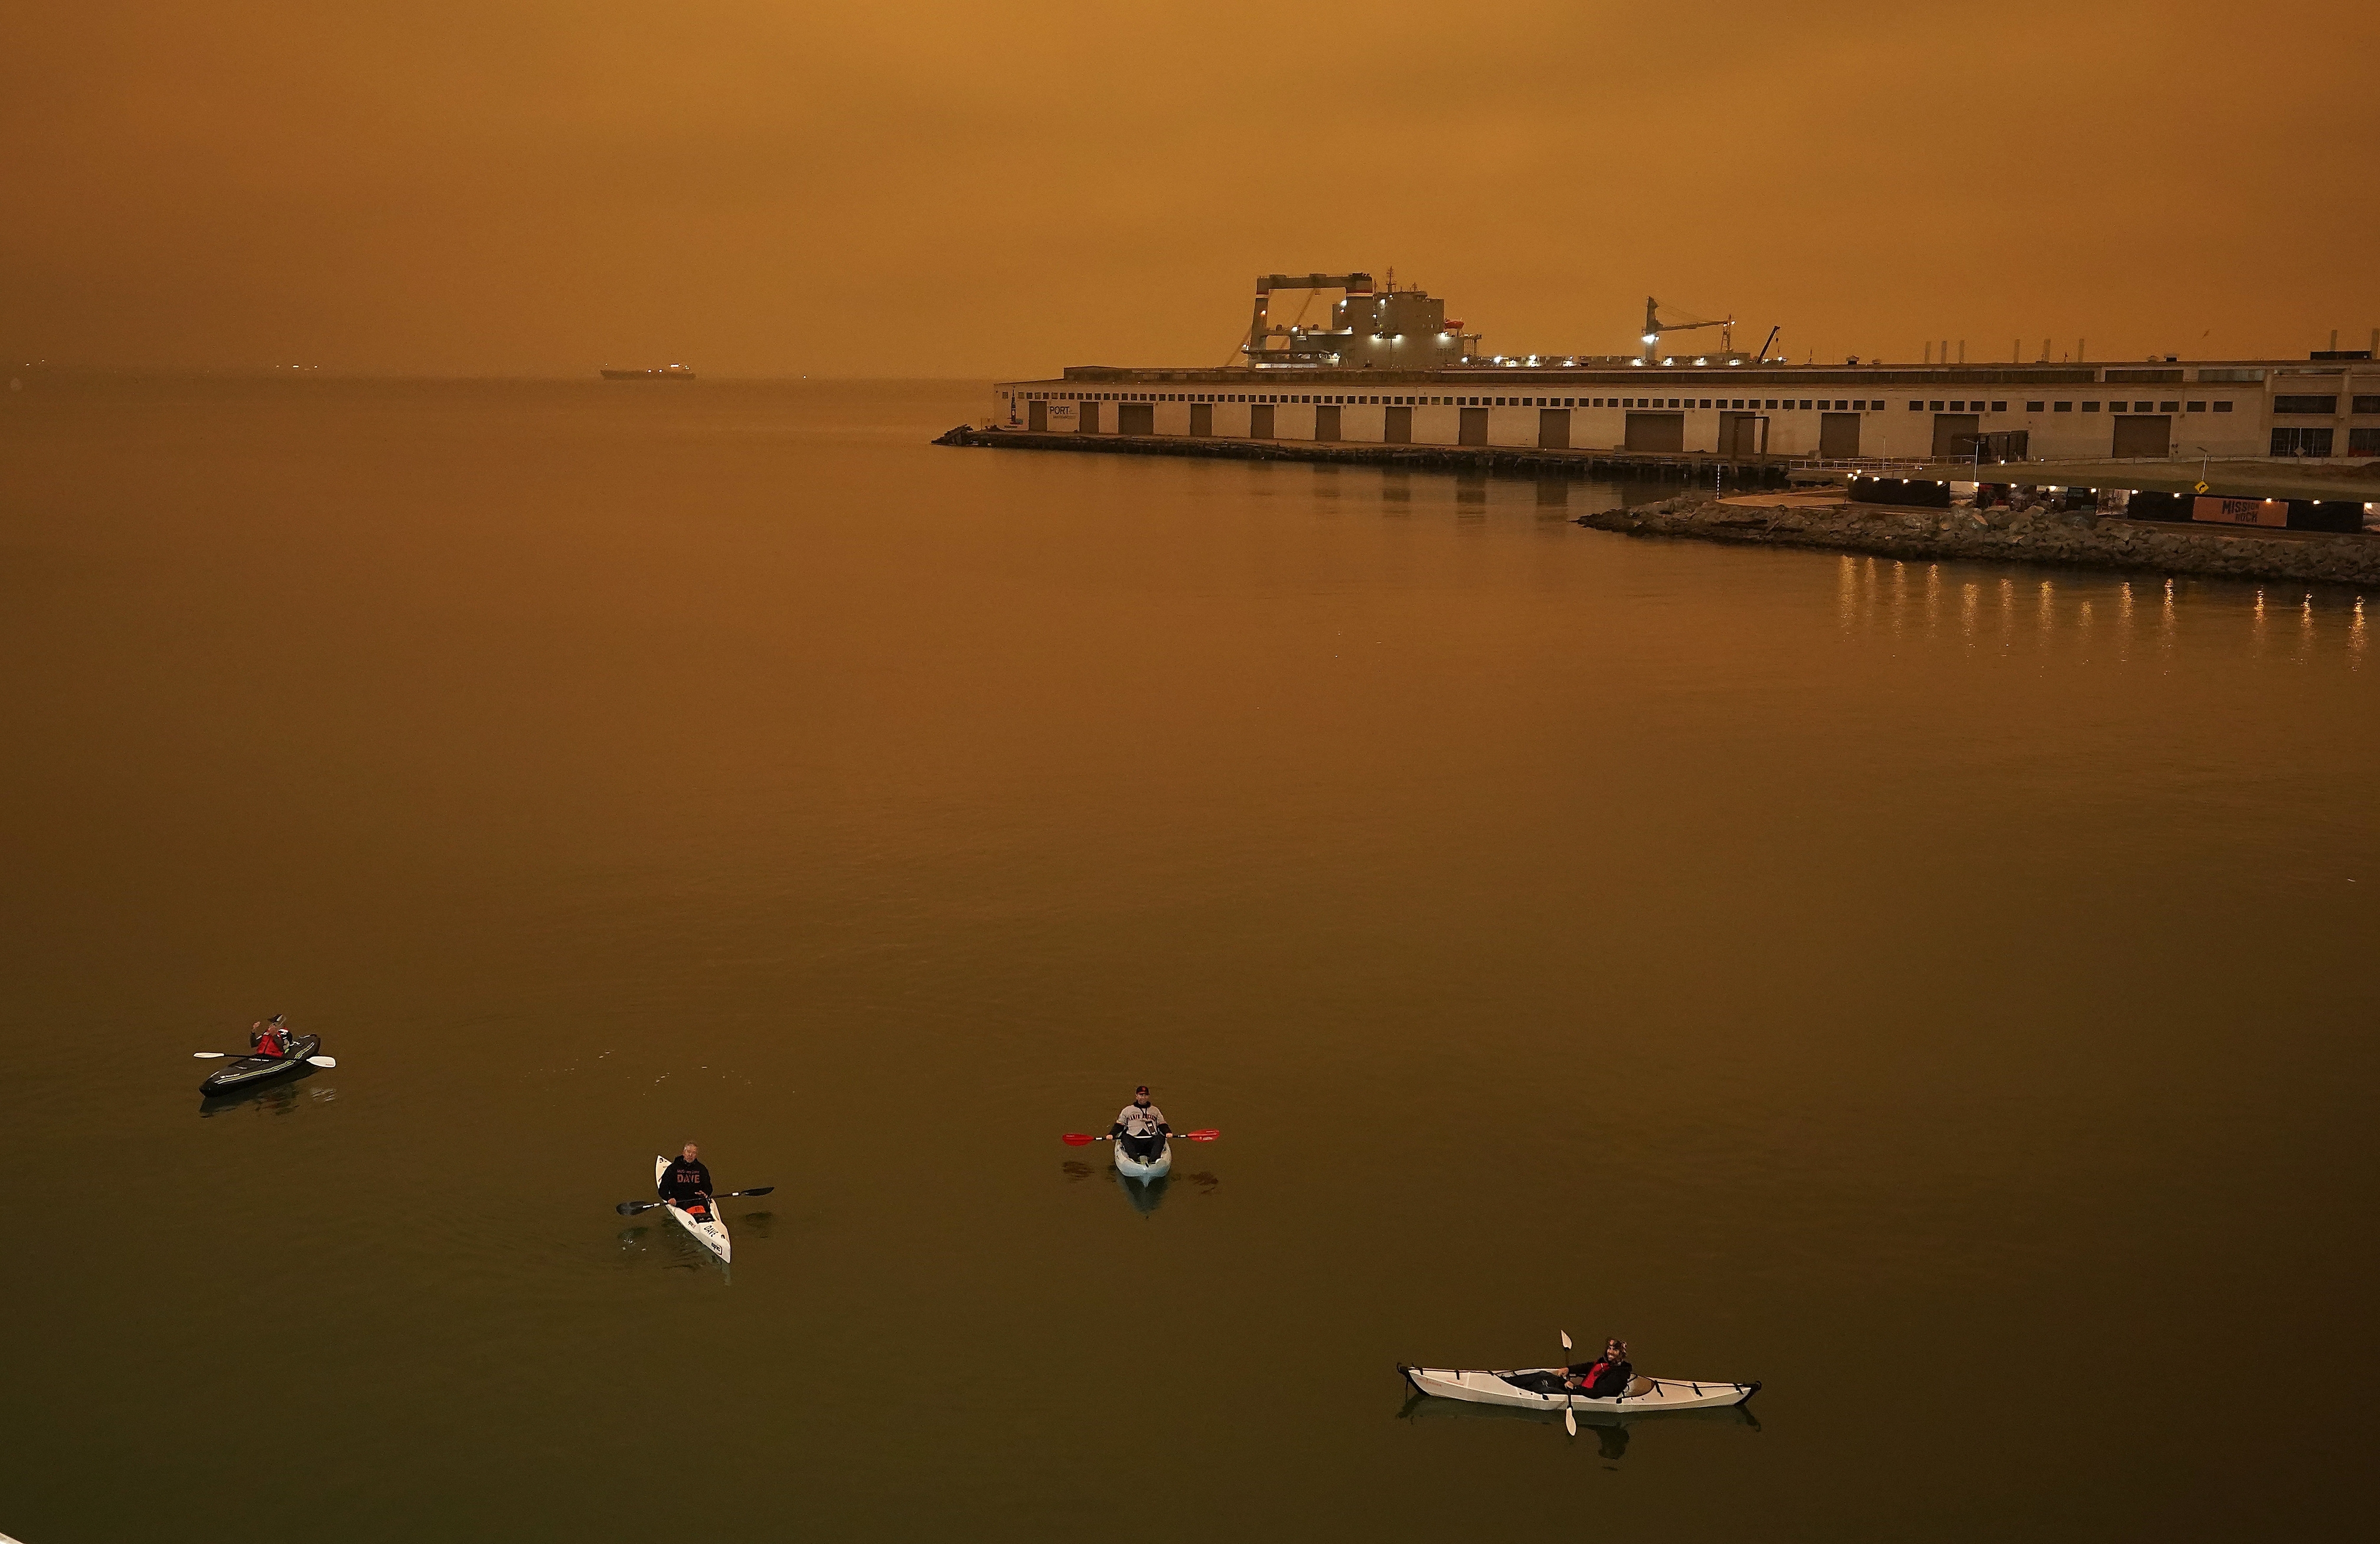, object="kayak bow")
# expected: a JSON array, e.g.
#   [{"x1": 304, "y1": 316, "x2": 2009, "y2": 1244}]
[{"x1": 1113, "y1": 1136, "x2": 1172, "y2": 1182}]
